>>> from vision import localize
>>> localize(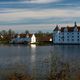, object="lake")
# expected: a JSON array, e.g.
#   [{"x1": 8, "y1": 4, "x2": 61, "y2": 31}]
[{"x1": 0, "y1": 44, "x2": 80, "y2": 80}]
